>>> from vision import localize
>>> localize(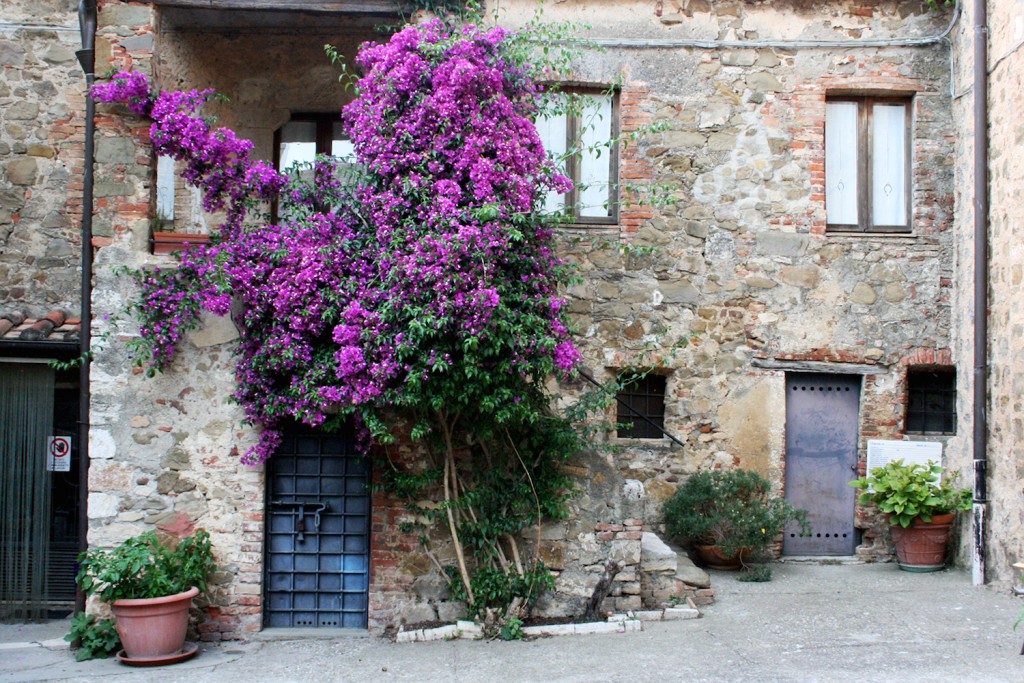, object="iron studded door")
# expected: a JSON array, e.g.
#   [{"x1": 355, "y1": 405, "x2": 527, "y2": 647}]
[
  {"x1": 784, "y1": 373, "x2": 861, "y2": 555},
  {"x1": 265, "y1": 427, "x2": 370, "y2": 628}
]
